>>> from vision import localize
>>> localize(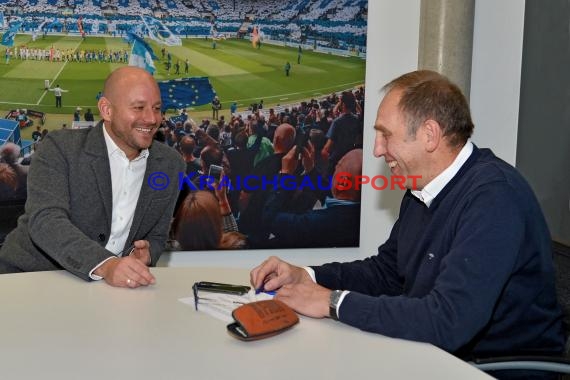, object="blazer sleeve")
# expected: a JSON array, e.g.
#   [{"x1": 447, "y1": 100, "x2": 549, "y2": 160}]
[{"x1": 26, "y1": 134, "x2": 116, "y2": 280}]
